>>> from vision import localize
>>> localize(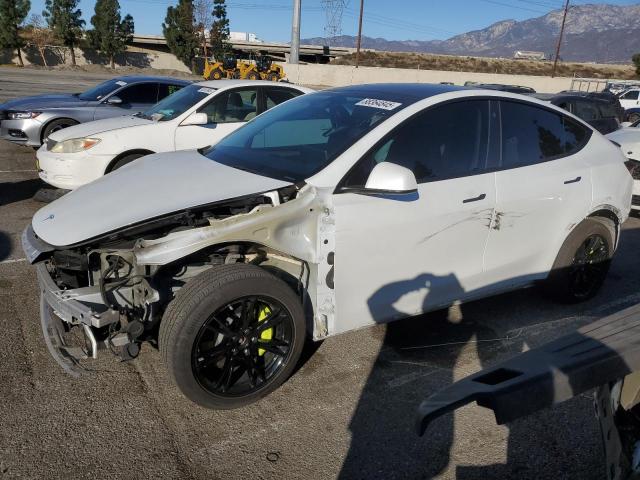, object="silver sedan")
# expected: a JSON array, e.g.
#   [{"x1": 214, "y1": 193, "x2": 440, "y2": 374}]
[{"x1": 0, "y1": 76, "x2": 190, "y2": 147}]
